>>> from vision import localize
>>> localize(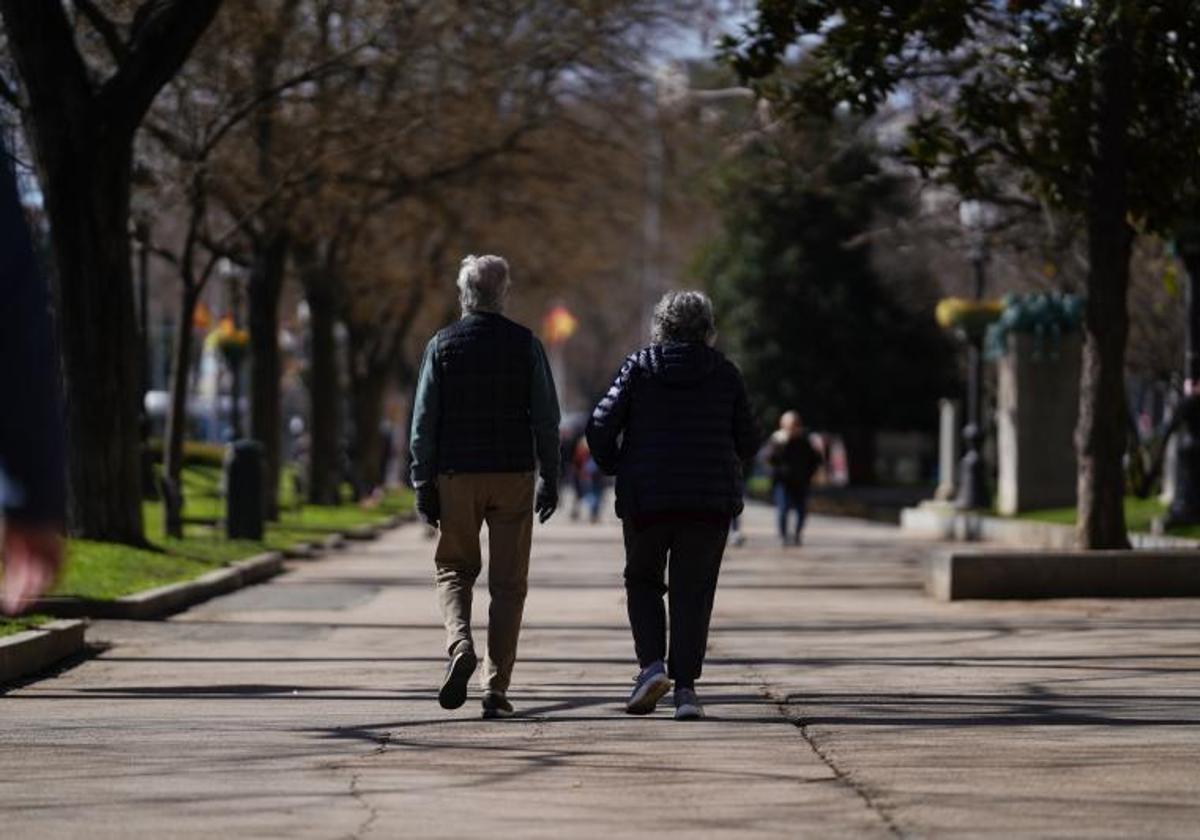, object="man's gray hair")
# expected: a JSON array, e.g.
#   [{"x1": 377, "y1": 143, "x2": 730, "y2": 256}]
[
  {"x1": 651, "y1": 290, "x2": 717, "y2": 344},
  {"x1": 457, "y1": 254, "x2": 510, "y2": 314}
]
